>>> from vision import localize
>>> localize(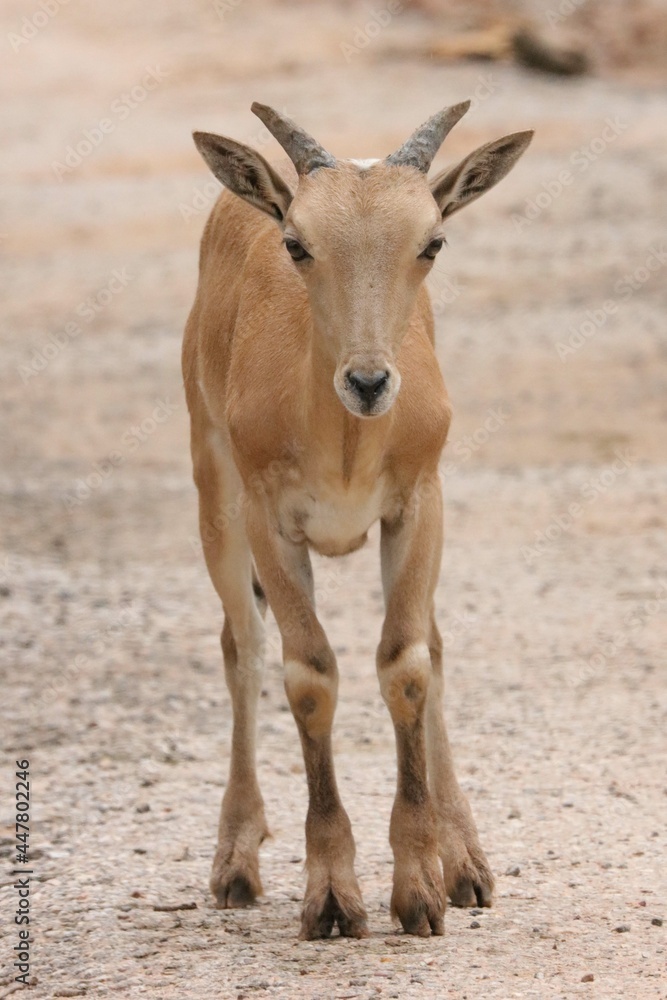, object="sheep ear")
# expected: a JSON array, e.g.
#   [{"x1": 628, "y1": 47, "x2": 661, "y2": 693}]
[
  {"x1": 193, "y1": 131, "x2": 293, "y2": 223},
  {"x1": 431, "y1": 131, "x2": 534, "y2": 219}
]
